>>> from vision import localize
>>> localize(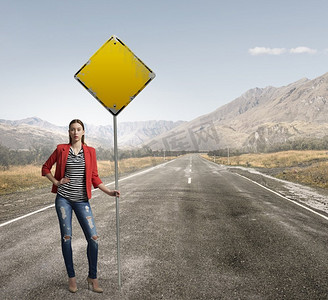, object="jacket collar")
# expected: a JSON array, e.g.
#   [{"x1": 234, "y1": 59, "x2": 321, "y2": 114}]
[
  {"x1": 62, "y1": 143, "x2": 88, "y2": 152},
  {"x1": 61, "y1": 144, "x2": 71, "y2": 151}
]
